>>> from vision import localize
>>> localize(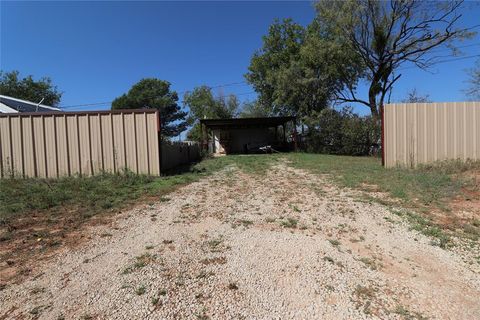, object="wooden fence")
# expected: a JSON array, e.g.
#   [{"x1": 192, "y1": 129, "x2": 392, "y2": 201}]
[
  {"x1": 0, "y1": 110, "x2": 160, "y2": 178},
  {"x1": 384, "y1": 101, "x2": 480, "y2": 168}
]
